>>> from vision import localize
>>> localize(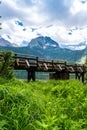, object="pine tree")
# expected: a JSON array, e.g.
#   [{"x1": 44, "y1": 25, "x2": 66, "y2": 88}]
[{"x1": 0, "y1": 51, "x2": 14, "y2": 79}]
